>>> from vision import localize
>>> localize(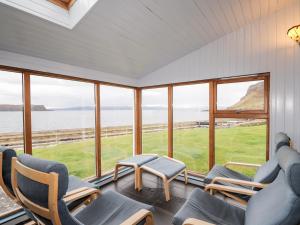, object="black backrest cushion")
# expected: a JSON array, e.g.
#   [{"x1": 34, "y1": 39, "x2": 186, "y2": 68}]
[
  {"x1": 245, "y1": 146, "x2": 300, "y2": 225},
  {"x1": 17, "y1": 154, "x2": 69, "y2": 207},
  {"x1": 0, "y1": 146, "x2": 17, "y2": 195},
  {"x1": 275, "y1": 132, "x2": 290, "y2": 151}
]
